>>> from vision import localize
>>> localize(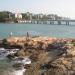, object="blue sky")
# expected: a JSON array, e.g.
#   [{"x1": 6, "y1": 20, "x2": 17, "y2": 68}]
[{"x1": 0, "y1": 0, "x2": 75, "y2": 19}]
